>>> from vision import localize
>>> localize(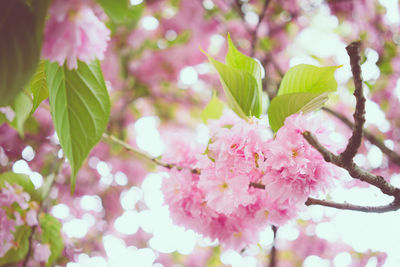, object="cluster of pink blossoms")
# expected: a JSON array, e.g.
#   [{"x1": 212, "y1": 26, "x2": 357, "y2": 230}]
[
  {"x1": 0, "y1": 182, "x2": 51, "y2": 263},
  {"x1": 162, "y1": 111, "x2": 342, "y2": 249},
  {"x1": 0, "y1": 183, "x2": 39, "y2": 257},
  {"x1": 42, "y1": 0, "x2": 110, "y2": 69}
]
